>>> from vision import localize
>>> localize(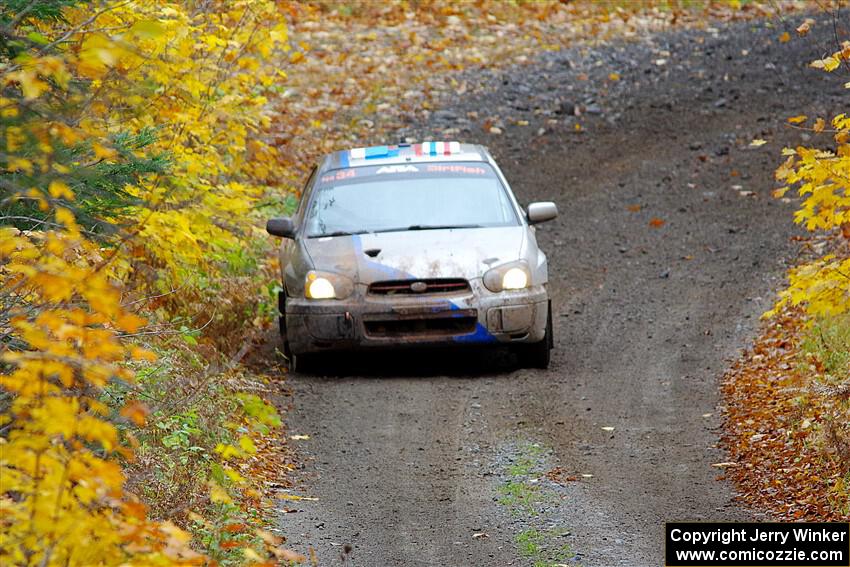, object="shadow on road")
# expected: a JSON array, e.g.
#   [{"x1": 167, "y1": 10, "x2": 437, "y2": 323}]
[{"x1": 294, "y1": 346, "x2": 523, "y2": 379}]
